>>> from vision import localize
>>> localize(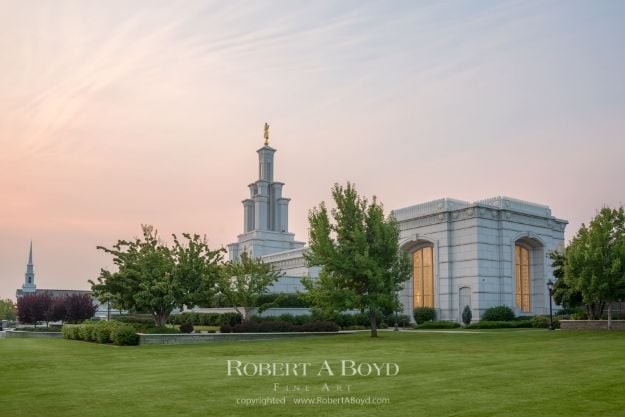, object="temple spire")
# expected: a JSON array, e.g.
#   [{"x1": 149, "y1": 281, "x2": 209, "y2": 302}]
[
  {"x1": 28, "y1": 240, "x2": 33, "y2": 265},
  {"x1": 264, "y1": 122, "x2": 269, "y2": 146}
]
